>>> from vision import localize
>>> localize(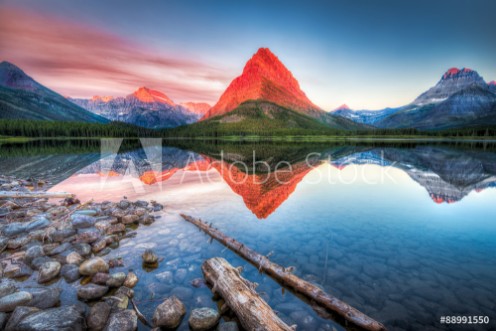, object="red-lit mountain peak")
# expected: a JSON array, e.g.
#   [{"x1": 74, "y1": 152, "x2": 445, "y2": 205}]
[
  {"x1": 132, "y1": 86, "x2": 175, "y2": 105},
  {"x1": 489, "y1": 81, "x2": 496, "y2": 86},
  {"x1": 202, "y1": 47, "x2": 323, "y2": 120},
  {"x1": 334, "y1": 104, "x2": 350, "y2": 111}
]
